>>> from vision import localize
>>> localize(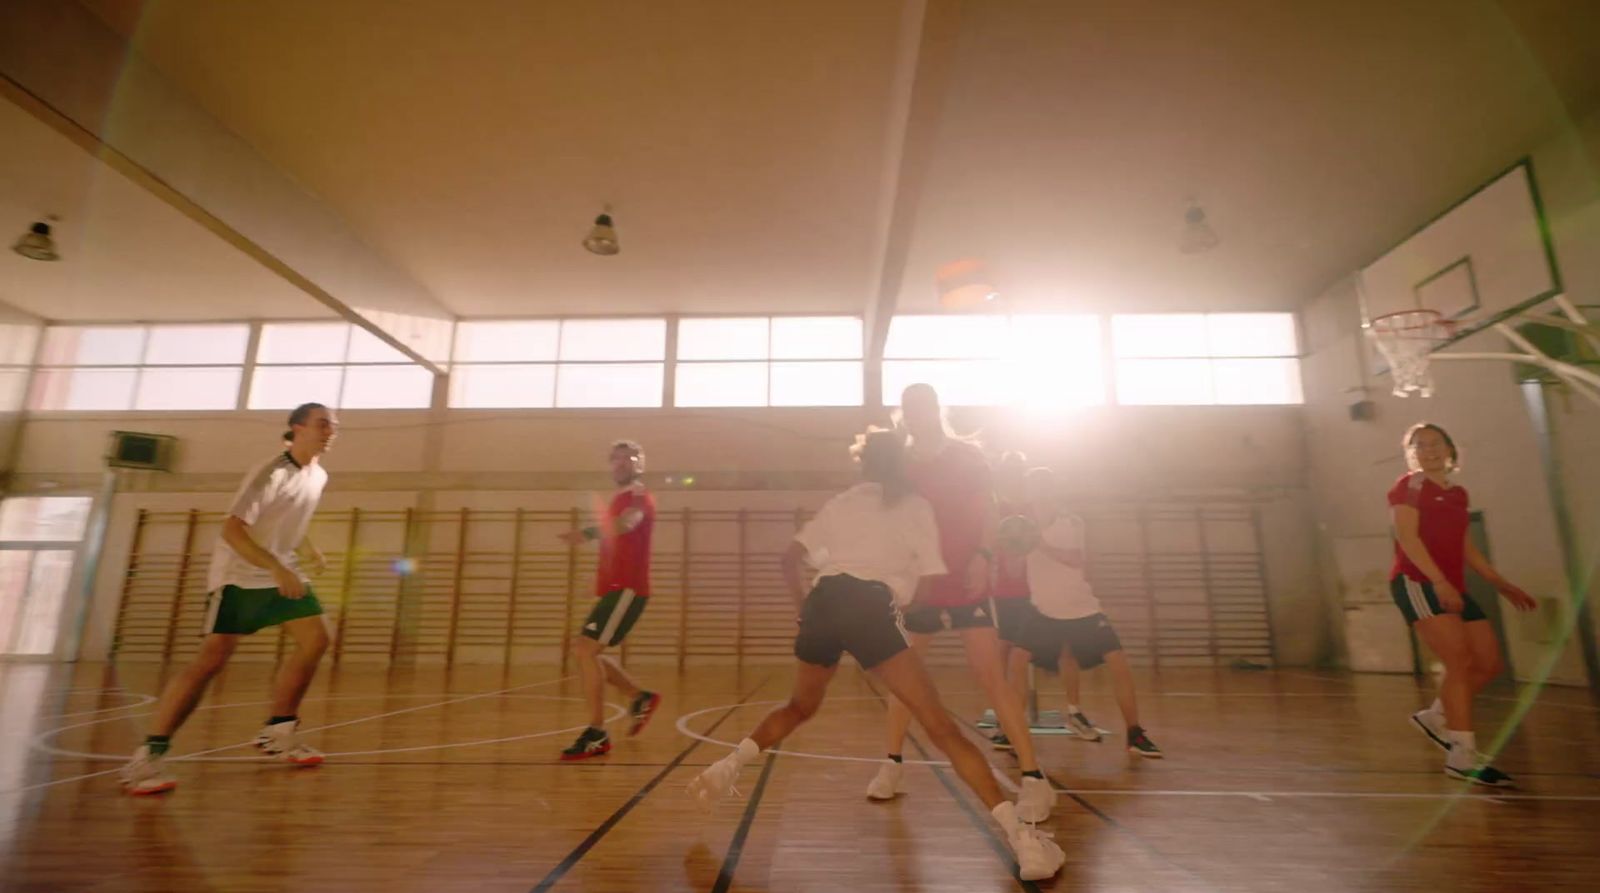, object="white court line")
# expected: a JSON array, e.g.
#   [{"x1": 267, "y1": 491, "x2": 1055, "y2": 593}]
[
  {"x1": 5, "y1": 676, "x2": 575, "y2": 795},
  {"x1": 58, "y1": 693, "x2": 158, "y2": 718},
  {"x1": 1056, "y1": 788, "x2": 1600, "y2": 803},
  {"x1": 34, "y1": 694, "x2": 624, "y2": 762},
  {"x1": 675, "y1": 698, "x2": 1600, "y2": 805}
]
